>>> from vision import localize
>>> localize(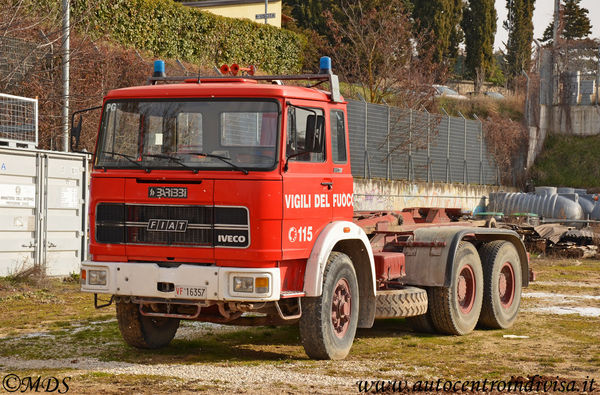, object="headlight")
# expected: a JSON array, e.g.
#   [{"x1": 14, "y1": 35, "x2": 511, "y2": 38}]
[
  {"x1": 233, "y1": 276, "x2": 253, "y2": 293},
  {"x1": 88, "y1": 269, "x2": 107, "y2": 286}
]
